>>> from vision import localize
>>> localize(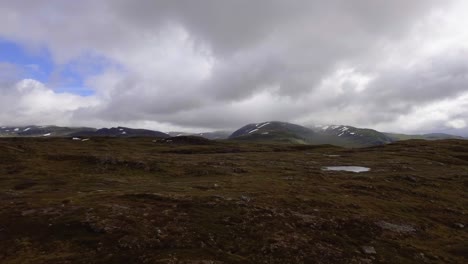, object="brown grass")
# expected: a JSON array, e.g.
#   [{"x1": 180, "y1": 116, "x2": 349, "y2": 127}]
[{"x1": 0, "y1": 137, "x2": 467, "y2": 263}]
